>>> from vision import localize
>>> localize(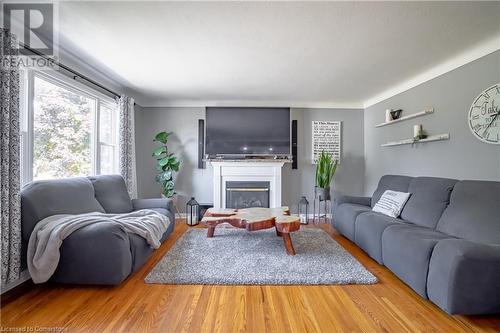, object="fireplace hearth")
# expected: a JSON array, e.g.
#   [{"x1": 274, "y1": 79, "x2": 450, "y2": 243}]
[{"x1": 226, "y1": 181, "x2": 270, "y2": 209}]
